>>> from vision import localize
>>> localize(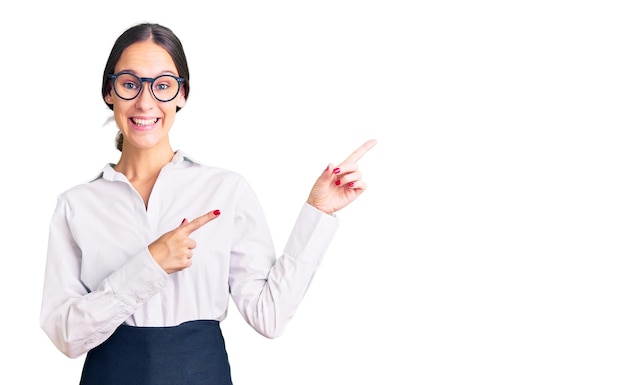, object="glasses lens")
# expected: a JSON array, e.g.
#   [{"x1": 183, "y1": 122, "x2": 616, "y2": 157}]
[
  {"x1": 113, "y1": 73, "x2": 142, "y2": 100},
  {"x1": 152, "y1": 75, "x2": 181, "y2": 102}
]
